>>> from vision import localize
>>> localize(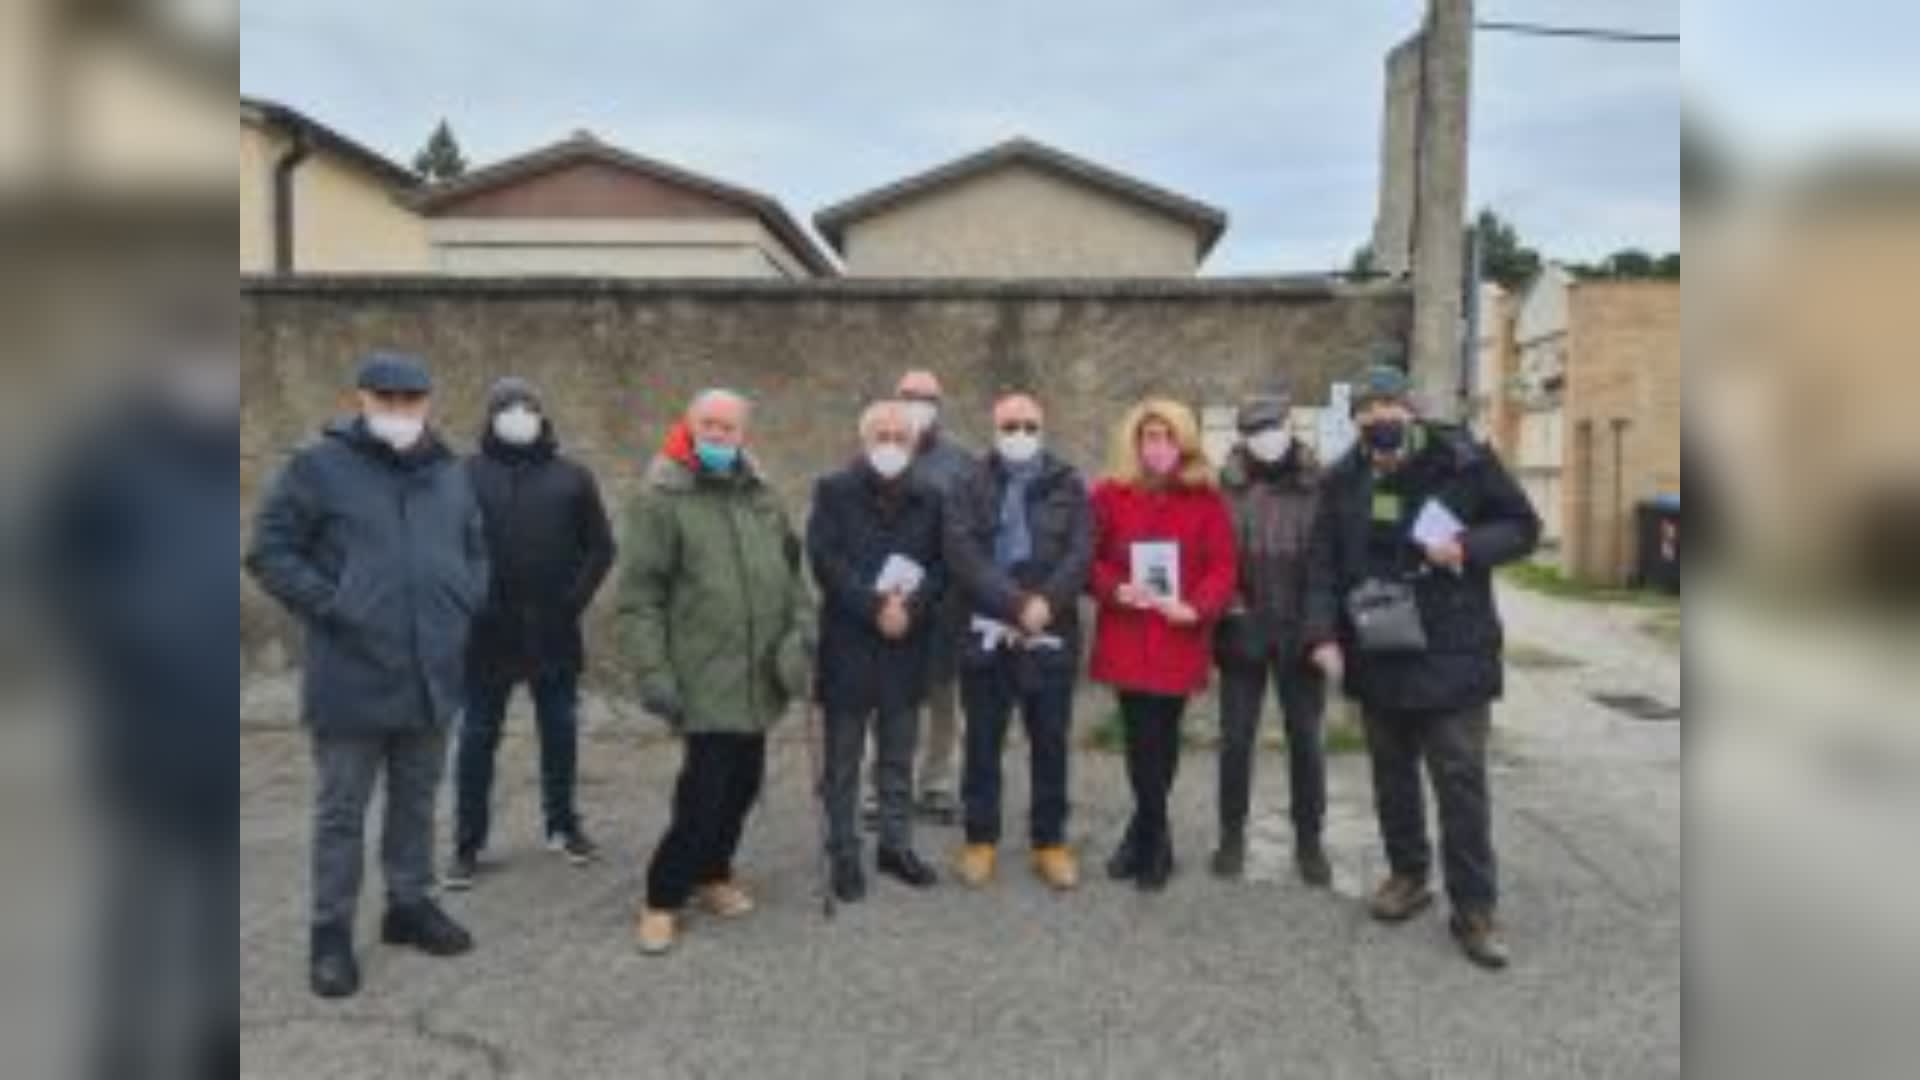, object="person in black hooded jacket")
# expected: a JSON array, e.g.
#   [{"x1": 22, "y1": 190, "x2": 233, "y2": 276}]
[
  {"x1": 1303, "y1": 363, "x2": 1540, "y2": 970},
  {"x1": 447, "y1": 378, "x2": 615, "y2": 887}
]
